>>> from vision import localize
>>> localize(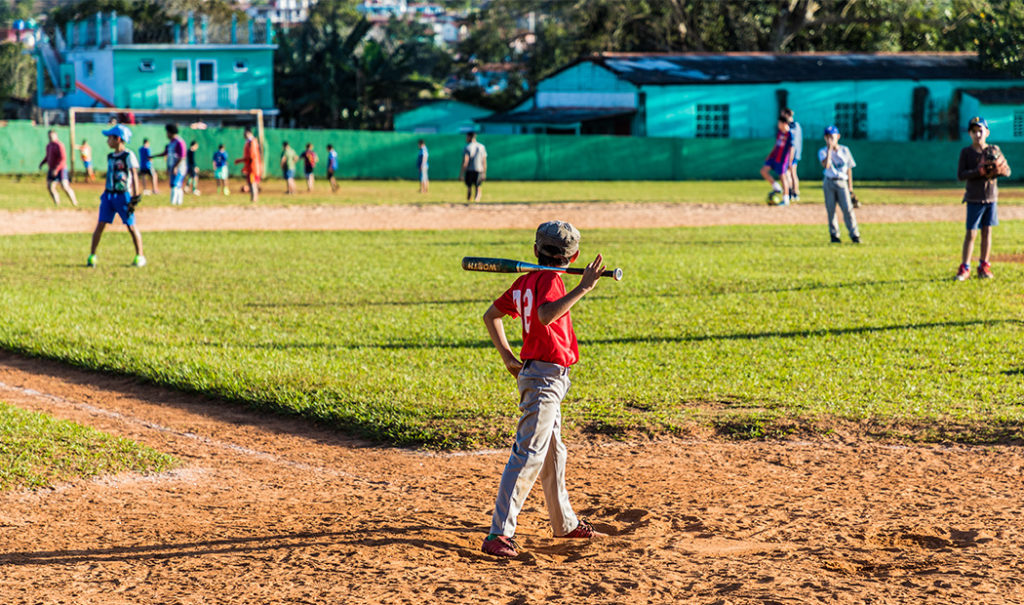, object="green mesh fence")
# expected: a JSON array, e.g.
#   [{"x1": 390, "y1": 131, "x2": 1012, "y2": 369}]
[{"x1": 9, "y1": 121, "x2": 1018, "y2": 182}]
